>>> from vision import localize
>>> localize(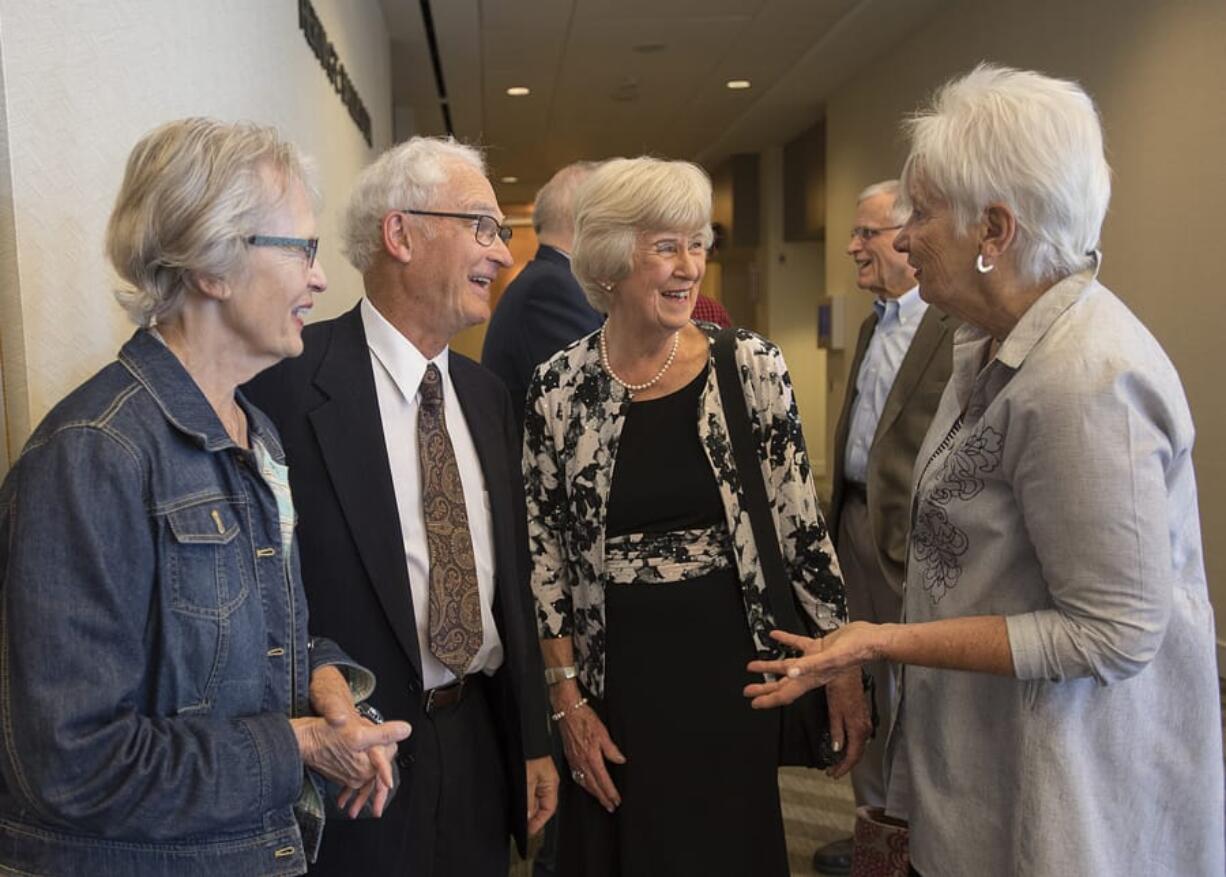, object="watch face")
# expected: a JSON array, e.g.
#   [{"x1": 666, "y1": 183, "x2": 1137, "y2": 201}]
[{"x1": 357, "y1": 702, "x2": 384, "y2": 724}]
